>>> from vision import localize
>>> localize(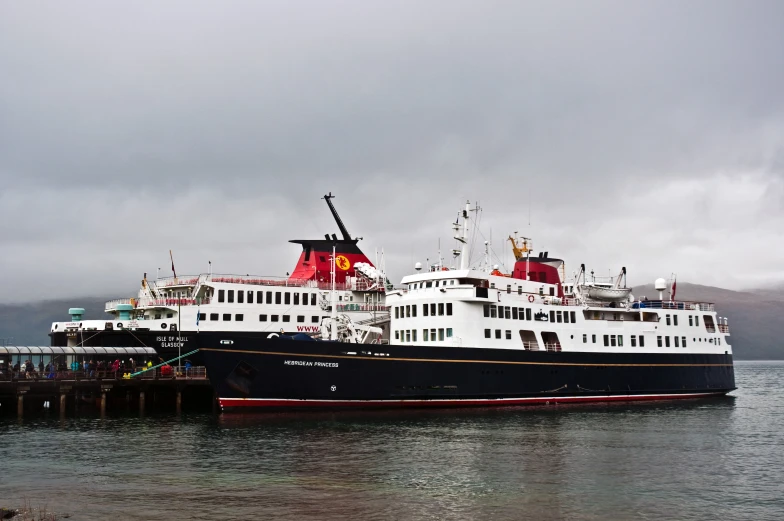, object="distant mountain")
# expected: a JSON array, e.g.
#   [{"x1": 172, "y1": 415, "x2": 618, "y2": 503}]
[
  {"x1": 632, "y1": 282, "x2": 783, "y2": 360},
  {"x1": 0, "y1": 297, "x2": 111, "y2": 346},
  {"x1": 1, "y1": 284, "x2": 781, "y2": 359}
]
